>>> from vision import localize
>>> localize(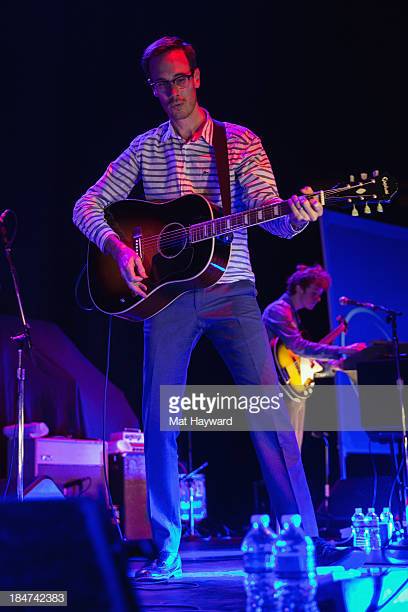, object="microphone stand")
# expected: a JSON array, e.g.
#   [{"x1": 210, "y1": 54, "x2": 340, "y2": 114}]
[
  {"x1": 343, "y1": 299, "x2": 408, "y2": 546},
  {"x1": 0, "y1": 217, "x2": 32, "y2": 501},
  {"x1": 180, "y1": 461, "x2": 208, "y2": 541},
  {"x1": 311, "y1": 431, "x2": 331, "y2": 511},
  {"x1": 386, "y1": 308, "x2": 408, "y2": 546}
]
